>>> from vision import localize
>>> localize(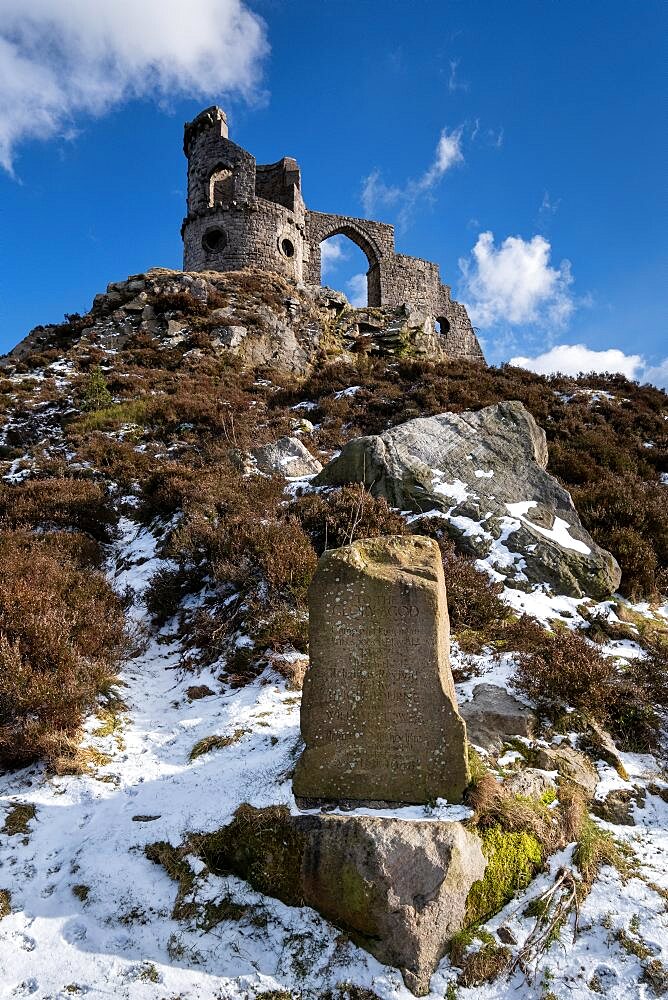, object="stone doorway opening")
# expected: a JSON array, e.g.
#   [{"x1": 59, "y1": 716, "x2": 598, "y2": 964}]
[{"x1": 319, "y1": 234, "x2": 374, "y2": 308}]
